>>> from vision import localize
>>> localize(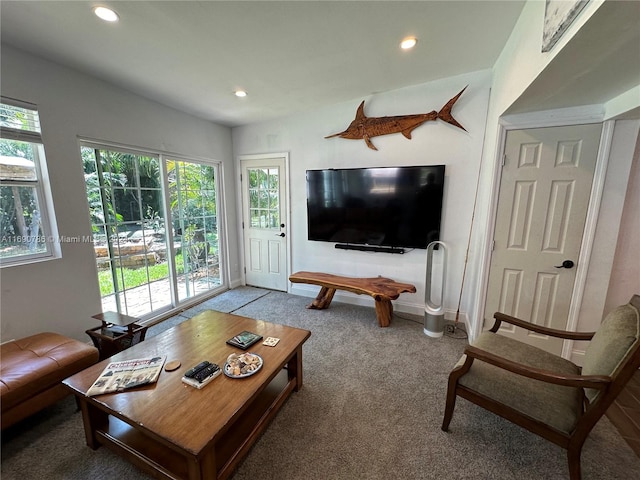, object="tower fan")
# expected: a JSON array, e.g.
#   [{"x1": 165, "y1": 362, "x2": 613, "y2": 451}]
[{"x1": 424, "y1": 241, "x2": 447, "y2": 337}]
